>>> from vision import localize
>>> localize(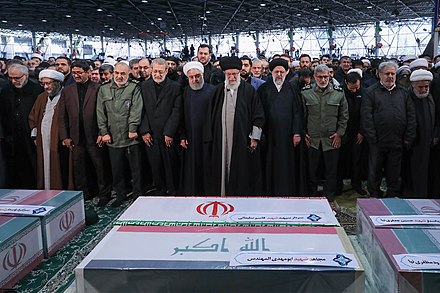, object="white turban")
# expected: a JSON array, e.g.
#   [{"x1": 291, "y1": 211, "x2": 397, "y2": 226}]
[
  {"x1": 409, "y1": 58, "x2": 429, "y2": 70},
  {"x1": 361, "y1": 59, "x2": 371, "y2": 65},
  {"x1": 347, "y1": 68, "x2": 363, "y2": 78},
  {"x1": 39, "y1": 69, "x2": 65, "y2": 82},
  {"x1": 103, "y1": 57, "x2": 117, "y2": 66},
  {"x1": 403, "y1": 55, "x2": 417, "y2": 63},
  {"x1": 31, "y1": 53, "x2": 43, "y2": 61},
  {"x1": 397, "y1": 65, "x2": 411, "y2": 75},
  {"x1": 410, "y1": 69, "x2": 433, "y2": 82},
  {"x1": 291, "y1": 61, "x2": 300, "y2": 67},
  {"x1": 183, "y1": 61, "x2": 204, "y2": 76}
]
